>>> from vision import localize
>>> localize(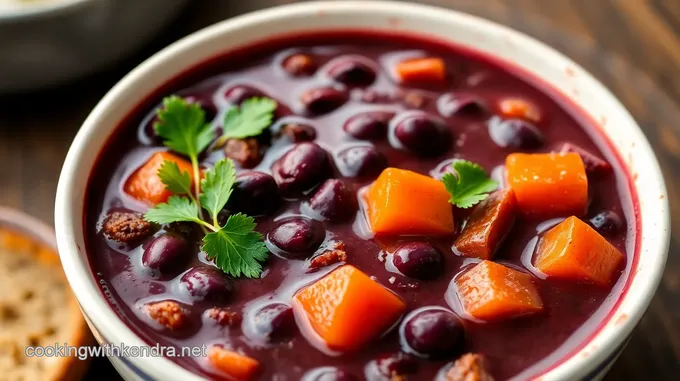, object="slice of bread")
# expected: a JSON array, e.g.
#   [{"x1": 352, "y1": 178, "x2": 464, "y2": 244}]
[{"x1": 0, "y1": 226, "x2": 91, "y2": 381}]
